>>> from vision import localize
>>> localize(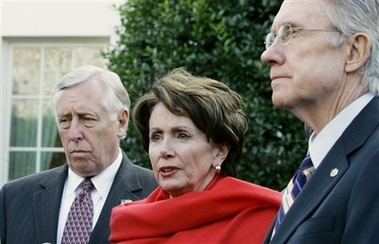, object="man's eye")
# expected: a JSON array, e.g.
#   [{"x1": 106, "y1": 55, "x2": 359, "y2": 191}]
[
  {"x1": 83, "y1": 117, "x2": 96, "y2": 121},
  {"x1": 58, "y1": 119, "x2": 70, "y2": 129},
  {"x1": 58, "y1": 116, "x2": 70, "y2": 124}
]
